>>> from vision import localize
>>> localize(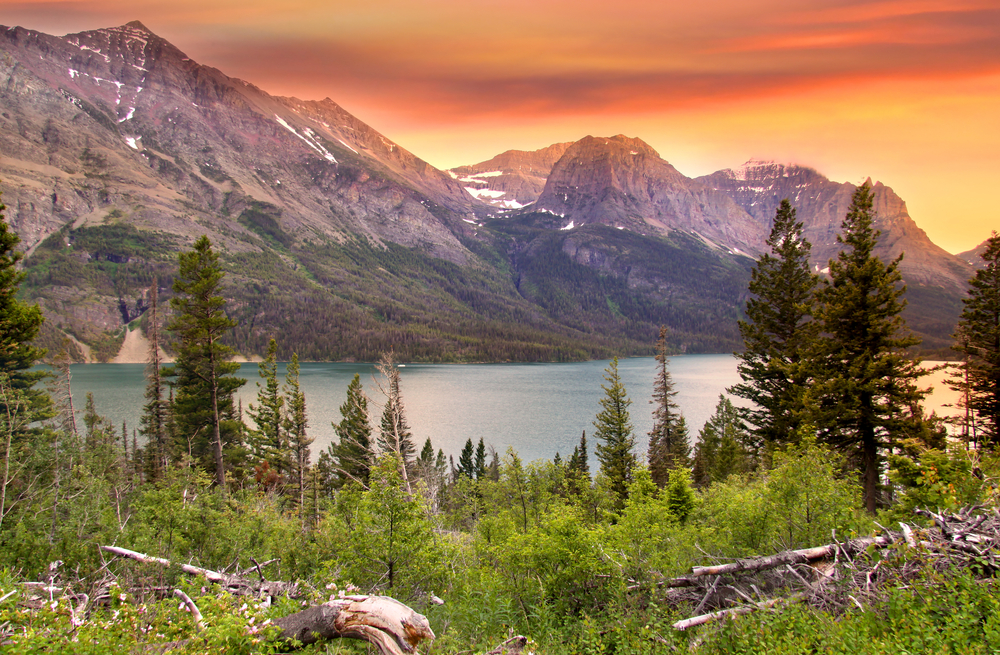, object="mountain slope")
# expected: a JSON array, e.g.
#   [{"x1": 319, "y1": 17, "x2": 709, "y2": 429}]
[{"x1": 448, "y1": 142, "x2": 572, "y2": 209}]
